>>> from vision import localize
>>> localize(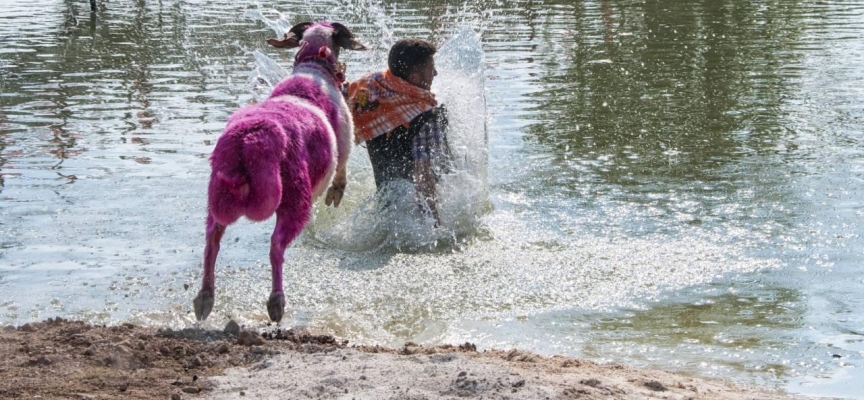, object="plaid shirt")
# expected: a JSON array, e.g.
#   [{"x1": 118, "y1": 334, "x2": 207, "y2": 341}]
[{"x1": 411, "y1": 106, "x2": 452, "y2": 177}]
